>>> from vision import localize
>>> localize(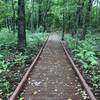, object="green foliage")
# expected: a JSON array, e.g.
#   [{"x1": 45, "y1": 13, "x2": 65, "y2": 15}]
[
  {"x1": 92, "y1": 74, "x2": 100, "y2": 88},
  {"x1": 0, "y1": 0, "x2": 16, "y2": 26},
  {"x1": 65, "y1": 34, "x2": 99, "y2": 70},
  {"x1": 13, "y1": 53, "x2": 28, "y2": 66},
  {"x1": 74, "y1": 41, "x2": 98, "y2": 70},
  {"x1": 27, "y1": 30, "x2": 47, "y2": 48},
  {"x1": 0, "y1": 0, "x2": 100, "y2": 97},
  {"x1": 0, "y1": 79, "x2": 10, "y2": 93},
  {"x1": 0, "y1": 60, "x2": 10, "y2": 73},
  {"x1": 0, "y1": 28, "x2": 17, "y2": 45},
  {"x1": 36, "y1": 26, "x2": 44, "y2": 32},
  {"x1": 65, "y1": 33, "x2": 100, "y2": 88},
  {"x1": 18, "y1": 96, "x2": 24, "y2": 100},
  {"x1": 64, "y1": 34, "x2": 76, "y2": 49},
  {"x1": 0, "y1": 29, "x2": 48, "y2": 98},
  {"x1": 0, "y1": 54, "x2": 10, "y2": 74}
]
